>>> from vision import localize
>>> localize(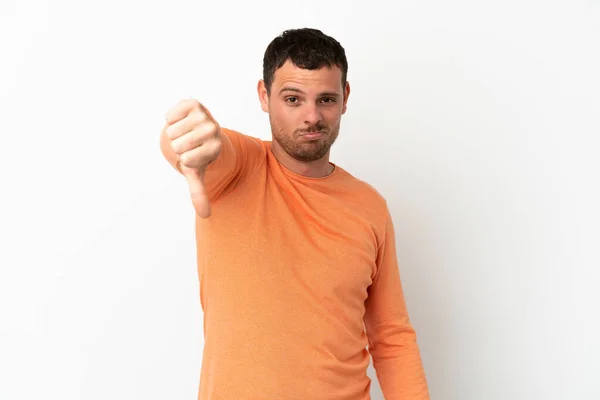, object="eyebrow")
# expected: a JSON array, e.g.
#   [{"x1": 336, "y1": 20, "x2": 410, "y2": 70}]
[{"x1": 279, "y1": 87, "x2": 341, "y2": 97}]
